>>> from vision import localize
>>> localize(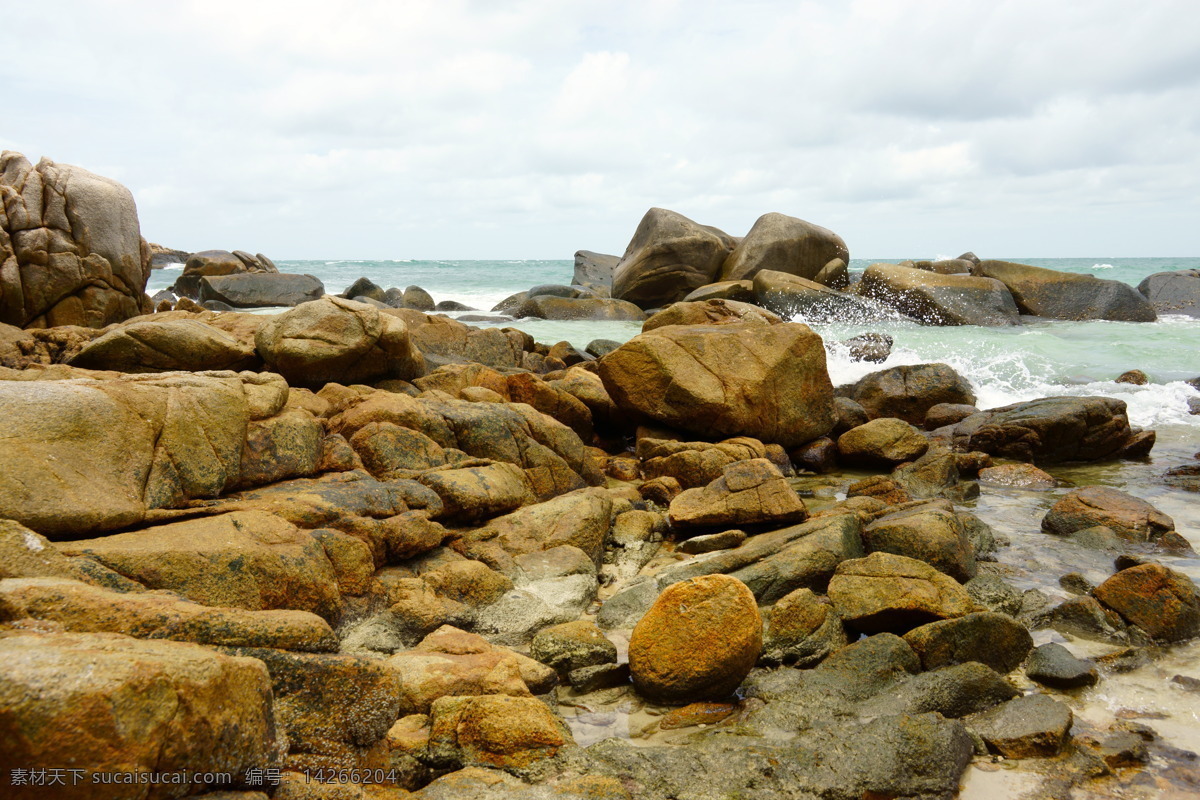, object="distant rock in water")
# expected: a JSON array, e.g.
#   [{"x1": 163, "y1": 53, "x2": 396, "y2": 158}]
[
  {"x1": 147, "y1": 242, "x2": 191, "y2": 268},
  {"x1": 1137, "y1": 269, "x2": 1200, "y2": 317},
  {"x1": 573, "y1": 250, "x2": 619, "y2": 293},
  {"x1": 173, "y1": 249, "x2": 279, "y2": 298},
  {"x1": 0, "y1": 150, "x2": 151, "y2": 328},
  {"x1": 198, "y1": 273, "x2": 325, "y2": 308},
  {"x1": 973, "y1": 260, "x2": 1156, "y2": 322},
  {"x1": 858, "y1": 263, "x2": 1020, "y2": 327},
  {"x1": 718, "y1": 212, "x2": 849, "y2": 284}
]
